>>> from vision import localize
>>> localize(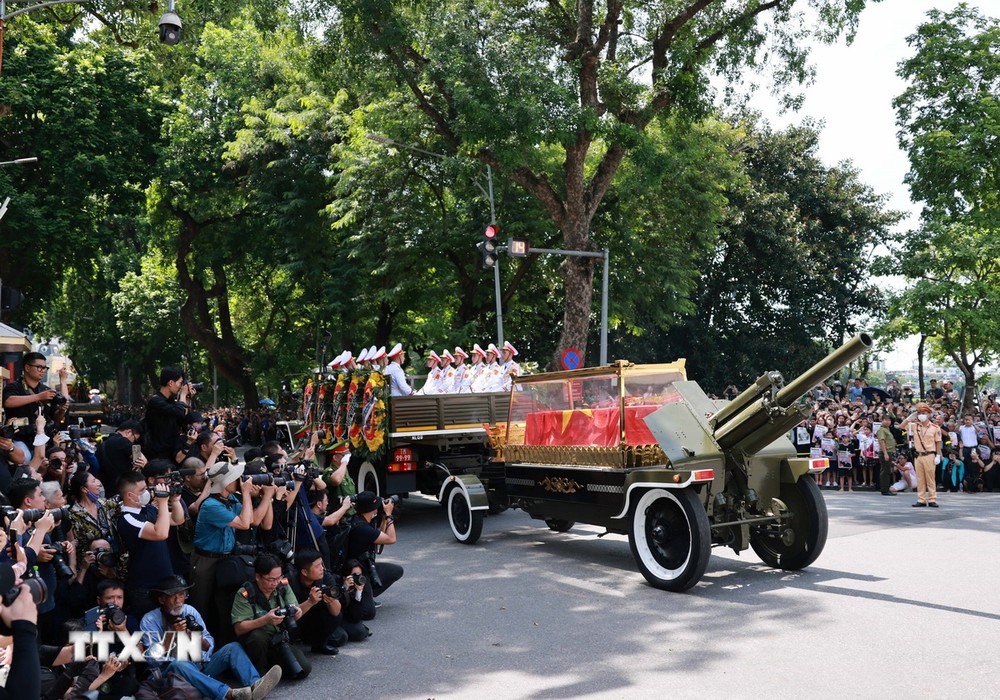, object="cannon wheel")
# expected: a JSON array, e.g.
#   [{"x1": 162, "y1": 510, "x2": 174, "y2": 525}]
[
  {"x1": 446, "y1": 485, "x2": 483, "y2": 545},
  {"x1": 750, "y1": 476, "x2": 828, "y2": 570},
  {"x1": 628, "y1": 488, "x2": 711, "y2": 592},
  {"x1": 544, "y1": 519, "x2": 575, "y2": 532}
]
